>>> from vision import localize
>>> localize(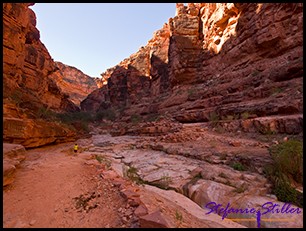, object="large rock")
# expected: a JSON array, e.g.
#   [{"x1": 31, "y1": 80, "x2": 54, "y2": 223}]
[
  {"x1": 188, "y1": 180, "x2": 237, "y2": 208},
  {"x1": 3, "y1": 117, "x2": 76, "y2": 148},
  {"x1": 139, "y1": 210, "x2": 173, "y2": 228},
  {"x1": 3, "y1": 143, "x2": 26, "y2": 186},
  {"x1": 228, "y1": 195, "x2": 303, "y2": 228},
  {"x1": 143, "y1": 185, "x2": 246, "y2": 228}
]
